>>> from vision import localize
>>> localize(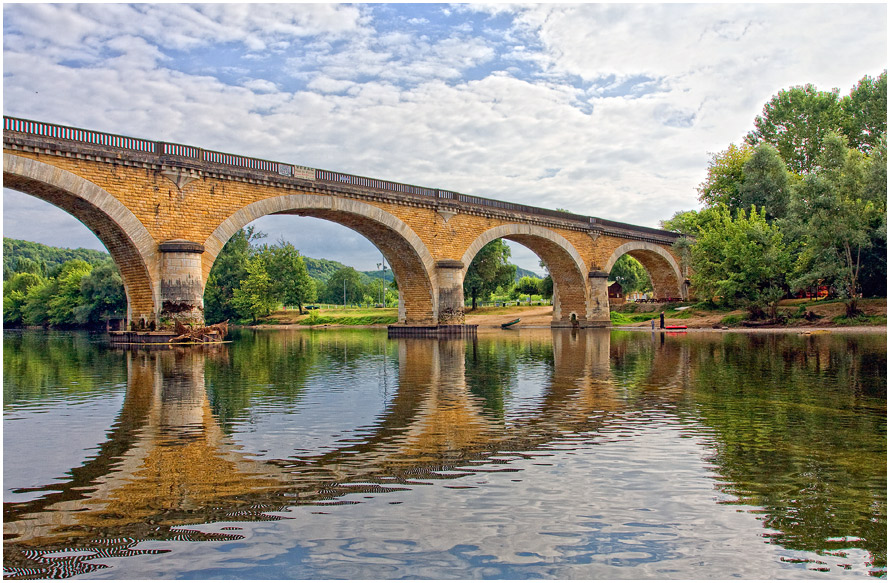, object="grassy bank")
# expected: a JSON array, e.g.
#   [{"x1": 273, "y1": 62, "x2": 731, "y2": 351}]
[{"x1": 259, "y1": 306, "x2": 399, "y2": 326}]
